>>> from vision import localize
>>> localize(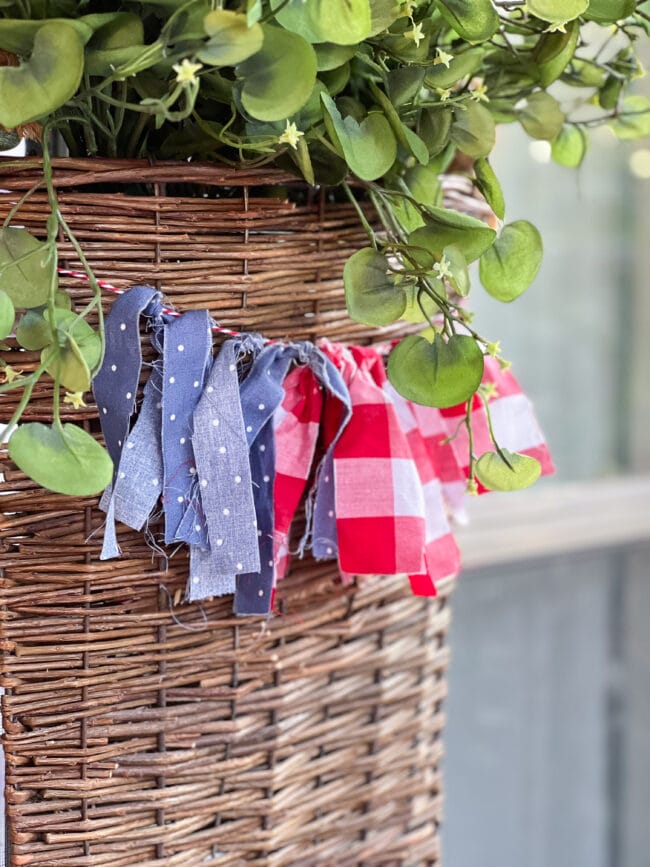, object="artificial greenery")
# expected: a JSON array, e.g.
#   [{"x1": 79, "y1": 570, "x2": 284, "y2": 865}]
[{"x1": 0, "y1": 0, "x2": 649, "y2": 496}]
